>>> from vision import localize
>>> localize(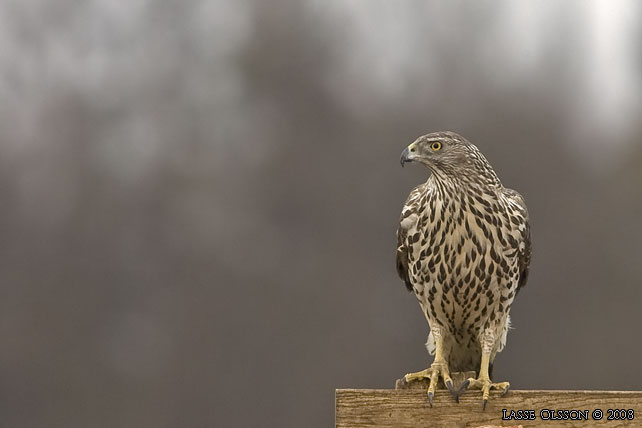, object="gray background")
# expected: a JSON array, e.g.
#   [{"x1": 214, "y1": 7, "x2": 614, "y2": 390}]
[{"x1": 1, "y1": 1, "x2": 641, "y2": 427}]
